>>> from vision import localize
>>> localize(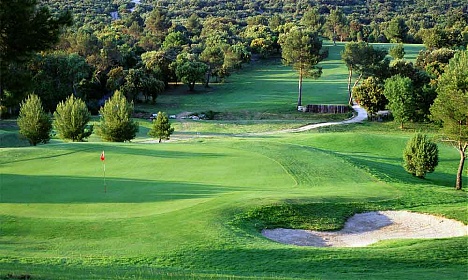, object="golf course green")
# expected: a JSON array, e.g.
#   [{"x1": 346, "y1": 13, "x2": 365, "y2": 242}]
[{"x1": 1, "y1": 43, "x2": 466, "y2": 279}]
